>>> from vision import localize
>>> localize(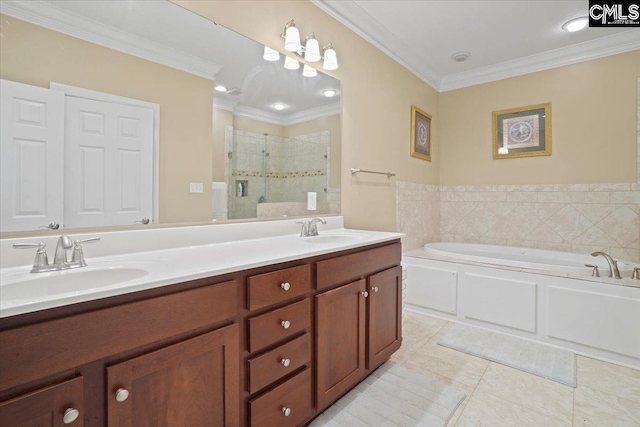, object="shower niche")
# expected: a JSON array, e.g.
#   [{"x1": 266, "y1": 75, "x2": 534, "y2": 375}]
[{"x1": 225, "y1": 128, "x2": 336, "y2": 220}]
